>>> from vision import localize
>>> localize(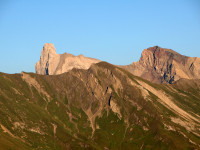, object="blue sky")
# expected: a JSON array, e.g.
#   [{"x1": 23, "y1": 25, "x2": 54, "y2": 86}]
[{"x1": 0, "y1": 0, "x2": 200, "y2": 74}]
